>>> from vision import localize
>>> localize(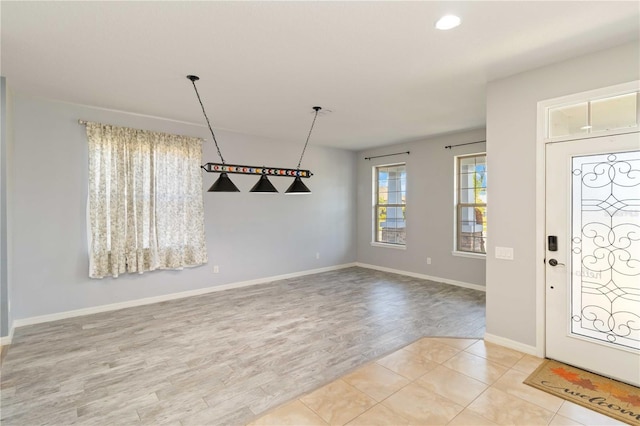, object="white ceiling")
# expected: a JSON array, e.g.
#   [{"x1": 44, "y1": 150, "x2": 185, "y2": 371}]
[{"x1": 2, "y1": 1, "x2": 638, "y2": 150}]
